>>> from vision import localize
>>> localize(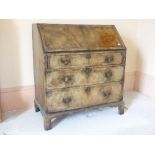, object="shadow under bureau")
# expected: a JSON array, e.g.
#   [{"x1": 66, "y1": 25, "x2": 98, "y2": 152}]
[{"x1": 32, "y1": 24, "x2": 126, "y2": 130}]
